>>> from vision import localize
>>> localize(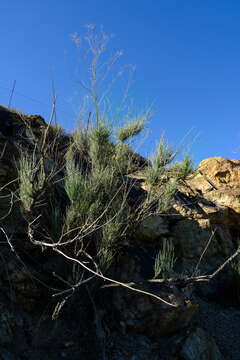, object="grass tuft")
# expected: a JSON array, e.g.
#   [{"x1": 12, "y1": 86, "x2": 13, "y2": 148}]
[
  {"x1": 171, "y1": 155, "x2": 195, "y2": 180},
  {"x1": 116, "y1": 118, "x2": 145, "y2": 142},
  {"x1": 154, "y1": 239, "x2": 176, "y2": 278},
  {"x1": 18, "y1": 150, "x2": 46, "y2": 212}
]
